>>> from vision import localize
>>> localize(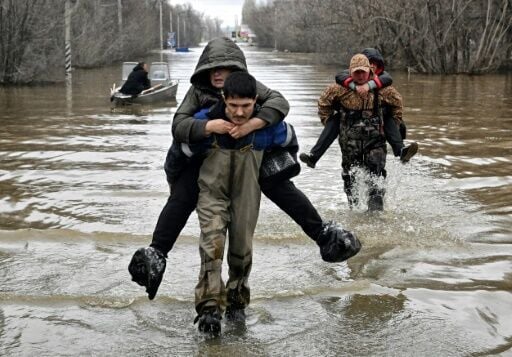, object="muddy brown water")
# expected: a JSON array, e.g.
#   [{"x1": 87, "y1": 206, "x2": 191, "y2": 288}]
[{"x1": 1, "y1": 45, "x2": 511, "y2": 356}]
